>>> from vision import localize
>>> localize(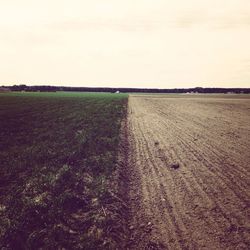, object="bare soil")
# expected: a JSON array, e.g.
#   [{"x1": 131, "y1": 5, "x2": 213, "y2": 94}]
[{"x1": 126, "y1": 95, "x2": 250, "y2": 249}]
